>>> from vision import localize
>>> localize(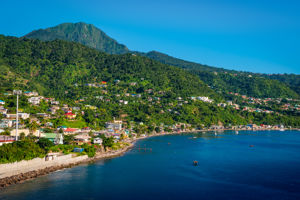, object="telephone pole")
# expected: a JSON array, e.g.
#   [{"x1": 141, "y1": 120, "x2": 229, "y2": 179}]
[{"x1": 13, "y1": 90, "x2": 22, "y2": 141}]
